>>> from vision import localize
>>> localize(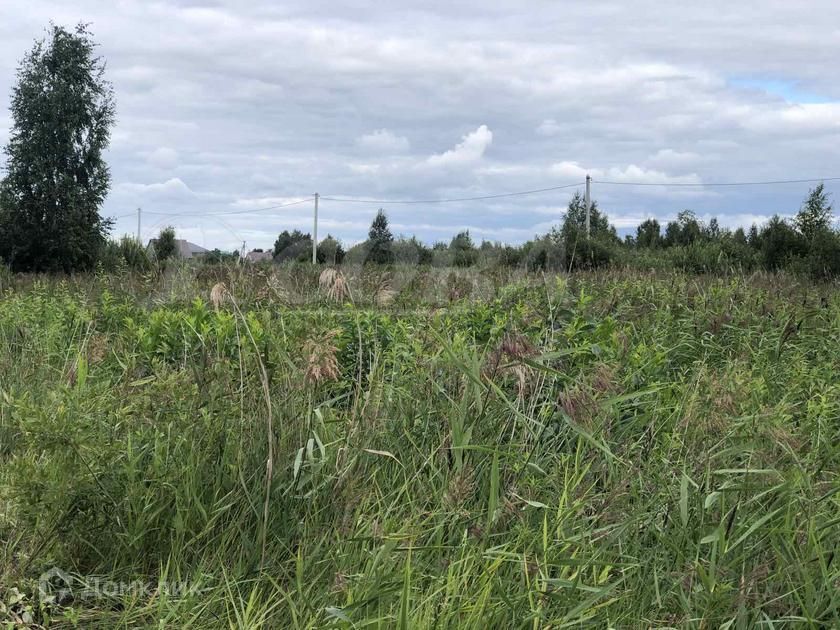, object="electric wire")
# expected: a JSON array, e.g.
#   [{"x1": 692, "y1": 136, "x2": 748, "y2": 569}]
[
  {"x1": 108, "y1": 175, "x2": 840, "y2": 231},
  {"x1": 595, "y1": 176, "x2": 840, "y2": 187},
  {"x1": 320, "y1": 182, "x2": 583, "y2": 204},
  {"x1": 140, "y1": 197, "x2": 314, "y2": 218}
]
